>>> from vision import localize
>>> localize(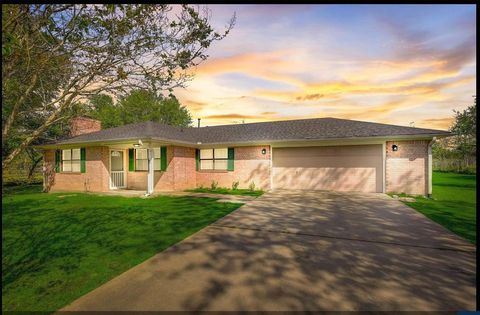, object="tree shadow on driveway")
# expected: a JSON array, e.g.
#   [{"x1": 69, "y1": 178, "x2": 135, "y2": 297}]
[{"x1": 62, "y1": 190, "x2": 476, "y2": 311}]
